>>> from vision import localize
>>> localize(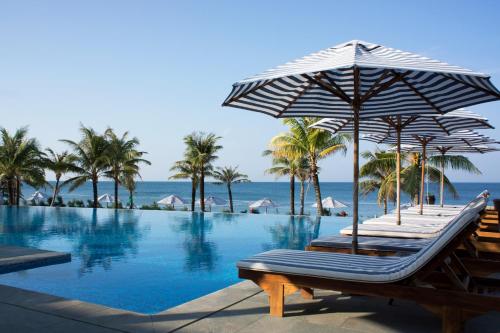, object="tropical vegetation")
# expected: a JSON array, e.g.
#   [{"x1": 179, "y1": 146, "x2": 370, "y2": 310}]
[
  {"x1": 0, "y1": 127, "x2": 46, "y2": 205},
  {"x1": 212, "y1": 166, "x2": 249, "y2": 213},
  {"x1": 0, "y1": 125, "x2": 149, "y2": 209},
  {"x1": 266, "y1": 117, "x2": 350, "y2": 216}
]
